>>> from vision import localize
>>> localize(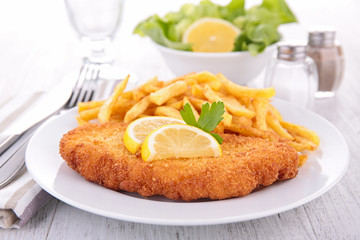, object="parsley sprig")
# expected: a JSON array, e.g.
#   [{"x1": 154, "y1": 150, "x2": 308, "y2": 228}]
[{"x1": 180, "y1": 101, "x2": 225, "y2": 144}]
